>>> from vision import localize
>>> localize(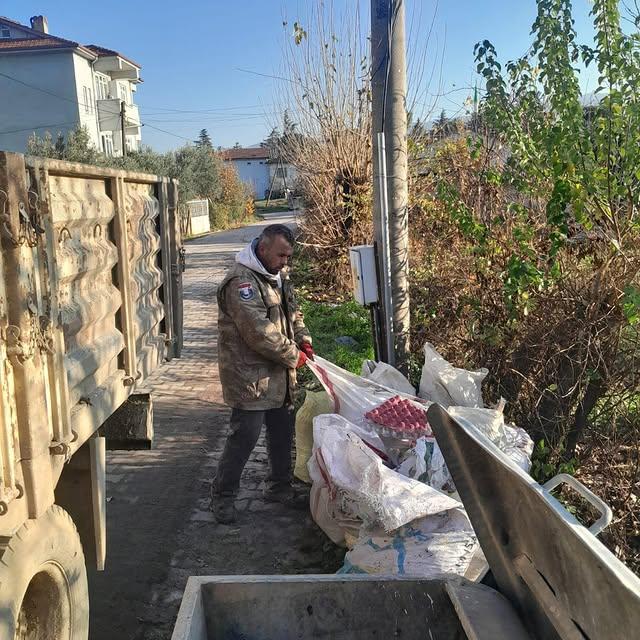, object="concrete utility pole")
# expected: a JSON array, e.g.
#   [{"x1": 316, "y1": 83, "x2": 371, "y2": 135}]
[
  {"x1": 371, "y1": 0, "x2": 410, "y2": 372},
  {"x1": 120, "y1": 101, "x2": 127, "y2": 158}
]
